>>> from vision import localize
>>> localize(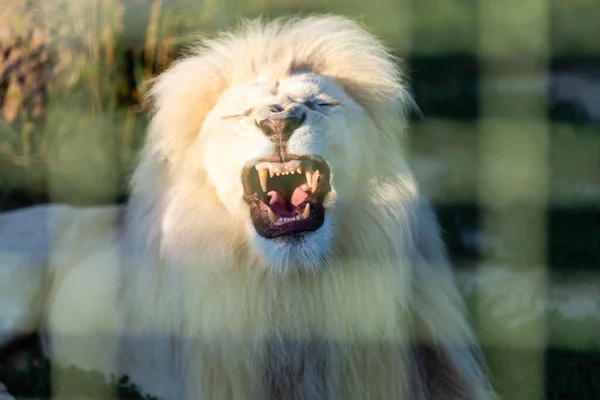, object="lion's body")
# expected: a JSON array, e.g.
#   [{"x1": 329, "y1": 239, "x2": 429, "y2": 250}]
[{"x1": 0, "y1": 15, "x2": 497, "y2": 400}]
